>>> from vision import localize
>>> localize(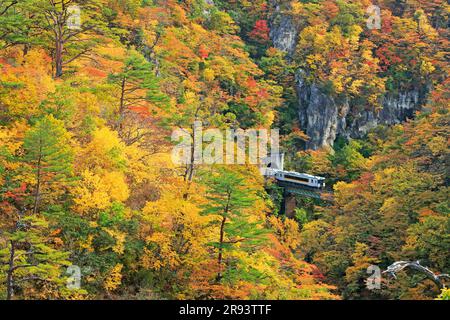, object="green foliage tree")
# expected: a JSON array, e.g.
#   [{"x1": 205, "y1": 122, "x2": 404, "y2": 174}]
[
  {"x1": 107, "y1": 51, "x2": 168, "y2": 143},
  {"x1": 0, "y1": 0, "x2": 31, "y2": 50},
  {"x1": 0, "y1": 215, "x2": 70, "y2": 300},
  {"x1": 23, "y1": 115, "x2": 74, "y2": 214},
  {"x1": 30, "y1": 0, "x2": 108, "y2": 77},
  {"x1": 201, "y1": 168, "x2": 267, "y2": 282},
  {"x1": 331, "y1": 139, "x2": 367, "y2": 181},
  {"x1": 48, "y1": 202, "x2": 141, "y2": 297}
]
